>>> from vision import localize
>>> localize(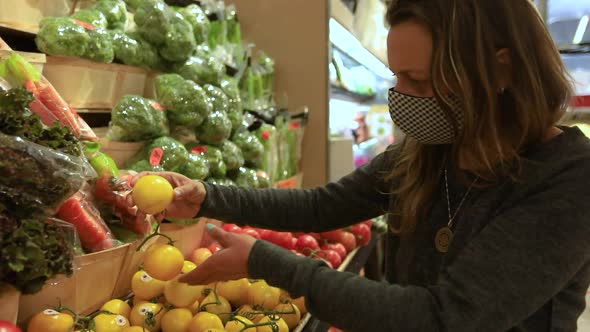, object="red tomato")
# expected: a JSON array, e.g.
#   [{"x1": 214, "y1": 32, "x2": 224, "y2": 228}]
[
  {"x1": 321, "y1": 243, "x2": 347, "y2": 260},
  {"x1": 337, "y1": 232, "x2": 357, "y2": 253},
  {"x1": 295, "y1": 235, "x2": 320, "y2": 255},
  {"x1": 267, "y1": 232, "x2": 294, "y2": 250},
  {"x1": 222, "y1": 223, "x2": 242, "y2": 233},
  {"x1": 0, "y1": 321, "x2": 21, "y2": 332},
  {"x1": 361, "y1": 220, "x2": 373, "y2": 228},
  {"x1": 242, "y1": 227, "x2": 261, "y2": 239},
  {"x1": 258, "y1": 228, "x2": 273, "y2": 241},
  {"x1": 291, "y1": 237, "x2": 298, "y2": 248},
  {"x1": 208, "y1": 243, "x2": 222, "y2": 254},
  {"x1": 319, "y1": 229, "x2": 344, "y2": 242},
  {"x1": 322, "y1": 249, "x2": 342, "y2": 269},
  {"x1": 351, "y1": 223, "x2": 372, "y2": 246},
  {"x1": 308, "y1": 232, "x2": 322, "y2": 240}
]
